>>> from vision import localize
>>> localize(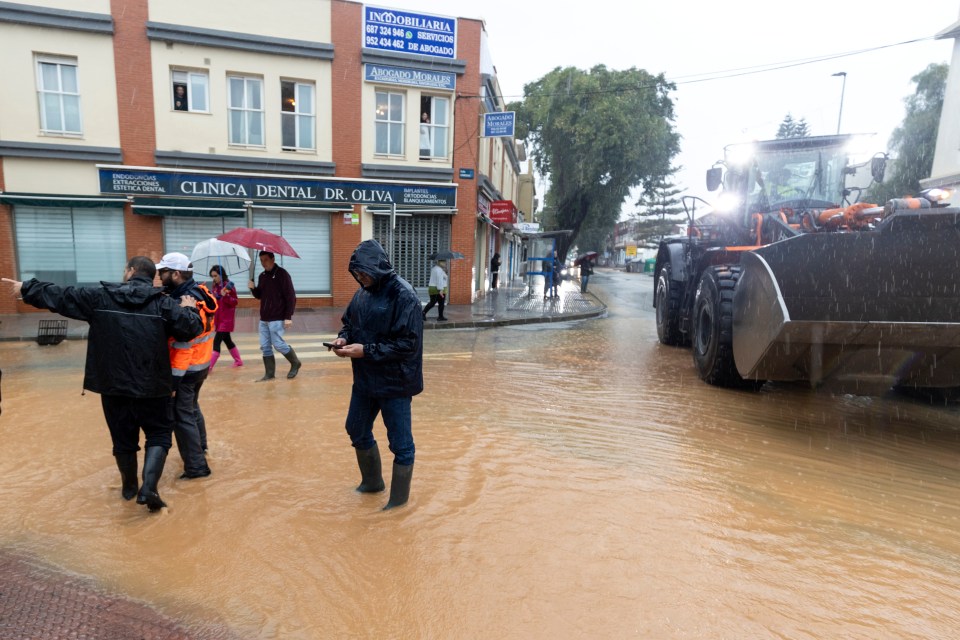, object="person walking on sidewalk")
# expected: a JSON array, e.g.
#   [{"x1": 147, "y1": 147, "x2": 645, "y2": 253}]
[
  {"x1": 580, "y1": 257, "x2": 594, "y2": 293},
  {"x1": 157, "y1": 253, "x2": 217, "y2": 479},
  {"x1": 248, "y1": 251, "x2": 301, "y2": 381},
  {"x1": 422, "y1": 259, "x2": 448, "y2": 321},
  {"x1": 491, "y1": 252, "x2": 501, "y2": 289},
  {"x1": 329, "y1": 239, "x2": 423, "y2": 510},
  {"x1": 2, "y1": 257, "x2": 203, "y2": 512},
  {"x1": 208, "y1": 265, "x2": 242, "y2": 372}
]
